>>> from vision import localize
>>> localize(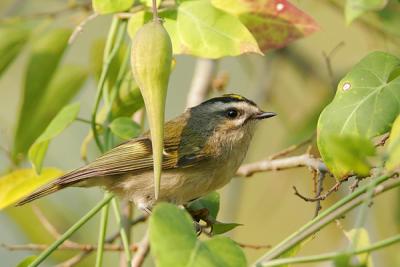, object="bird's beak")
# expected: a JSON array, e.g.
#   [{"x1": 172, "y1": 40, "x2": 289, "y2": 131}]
[{"x1": 253, "y1": 111, "x2": 277, "y2": 120}]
